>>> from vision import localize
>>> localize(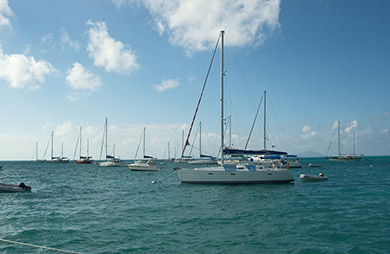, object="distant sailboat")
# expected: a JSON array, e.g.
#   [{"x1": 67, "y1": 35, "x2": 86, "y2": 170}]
[
  {"x1": 187, "y1": 121, "x2": 218, "y2": 165},
  {"x1": 43, "y1": 131, "x2": 69, "y2": 163},
  {"x1": 327, "y1": 121, "x2": 363, "y2": 161},
  {"x1": 99, "y1": 118, "x2": 121, "y2": 167},
  {"x1": 34, "y1": 142, "x2": 44, "y2": 162},
  {"x1": 74, "y1": 126, "x2": 93, "y2": 164}
]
